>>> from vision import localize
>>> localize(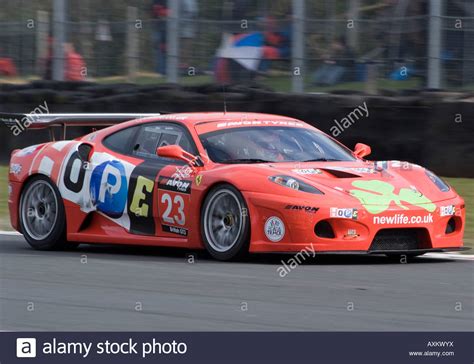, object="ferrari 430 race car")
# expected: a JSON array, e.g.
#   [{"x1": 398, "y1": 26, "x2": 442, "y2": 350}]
[{"x1": 4, "y1": 112, "x2": 467, "y2": 260}]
